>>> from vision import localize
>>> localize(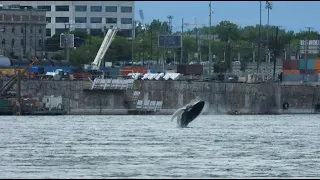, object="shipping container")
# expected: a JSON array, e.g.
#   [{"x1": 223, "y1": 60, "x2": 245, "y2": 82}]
[
  {"x1": 282, "y1": 75, "x2": 303, "y2": 82},
  {"x1": 300, "y1": 69, "x2": 318, "y2": 75},
  {"x1": 304, "y1": 74, "x2": 318, "y2": 82},
  {"x1": 290, "y1": 60, "x2": 299, "y2": 69},
  {"x1": 44, "y1": 67, "x2": 56, "y2": 73},
  {"x1": 283, "y1": 69, "x2": 300, "y2": 75},
  {"x1": 283, "y1": 60, "x2": 291, "y2": 70},
  {"x1": 300, "y1": 59, "x2": 315, "y2": 70},
  {"x1": 121, "y1": 66, "x2": 148, "y2": 76},
  {"x1": 177, "y1": 64, "x2": 203, "y2": 75},
  {"x1": 315, "y1": 60, "x2": 320, "y2": 69},
  {"x1": 0, "y1": 99, "x2": 9, "y2": 107},
  {"x1": 28, "y1": 66, "x2": 39, "y2": 73}
]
